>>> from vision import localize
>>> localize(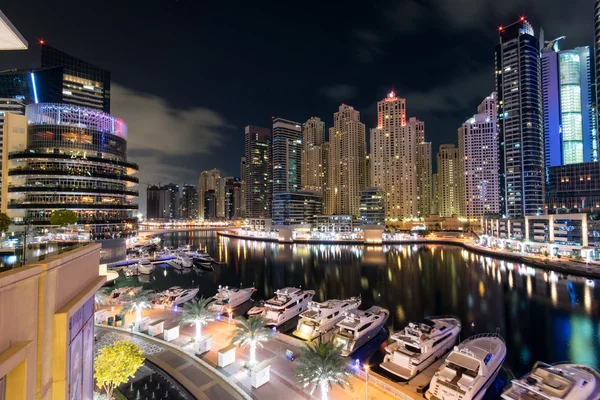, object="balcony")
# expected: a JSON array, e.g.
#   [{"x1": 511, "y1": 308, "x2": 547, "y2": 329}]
[
  {"x1": 7, "y1": 185, "x2": 138, "y2": 197},
  {"x1": 8, "y1": 151, "x2": 139, "y2": 171},
  {"x1": 8, "y1": 168, "x2": 139, "y2": 184},
  {"x1": 7, "y1": 201, "x2": 139, "y2": 210}
]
